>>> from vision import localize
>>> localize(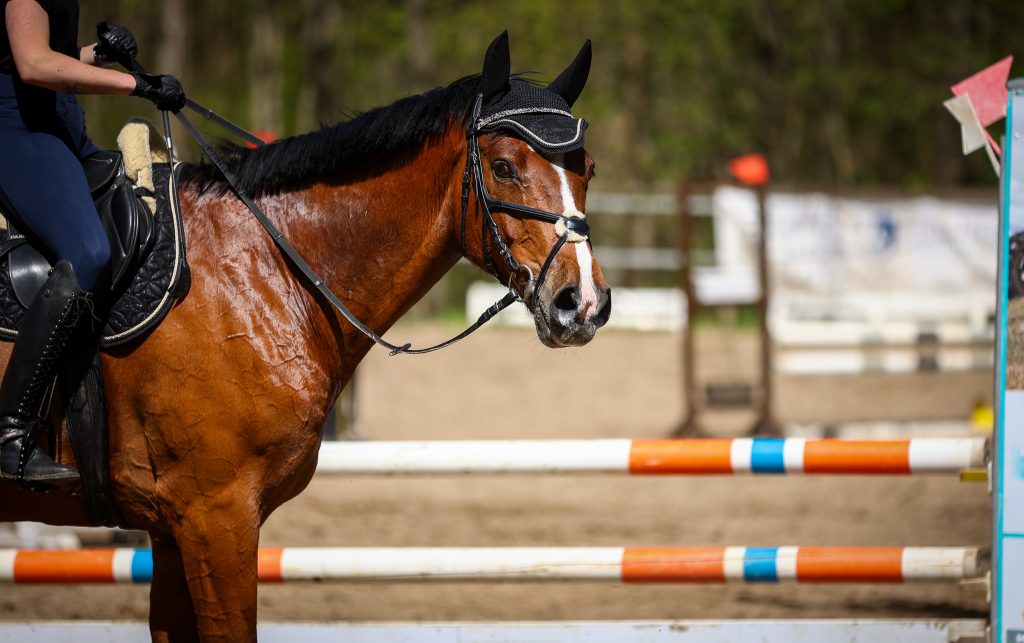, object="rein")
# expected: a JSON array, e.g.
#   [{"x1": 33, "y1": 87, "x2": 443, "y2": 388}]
[{"x1": 146, "y1": 68, "x2": 587, "y2": 355}]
